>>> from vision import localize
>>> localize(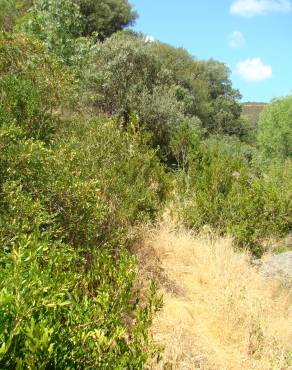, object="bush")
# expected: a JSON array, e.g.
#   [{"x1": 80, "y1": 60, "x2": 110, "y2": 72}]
[
  {"x1": 19, "y1": 0, "x2": 84, "y2": 64},
  {"x1": 0, "y1": 32, "x2": 167, "y2": 366},
  {"x1": 0, "y1": 116, "x2": 169, "y2": 249},
  {"x1": 48, "y1": 117, "x2": 169, "y2": 247},
  {"x1": 0, "y1": 232, "x2": 161, "y2": 368},
  {"x1": 0, "y1": 32, "x2": 168, "y2": 249},
  {"x1": 0, "y1": 32, "x2": 74, "y2": 141},
  {"x1": 178, "y1": 137, "x2": 291, "y2": 255},
  {"x1": 0, "y1": 117, "x2": 166, "y2": 366},
  {"x1": 169, "y1": 117, "x2": 202, "y2": 170},
  {"x1": 0, "y1": 0, "x2": 17, "y2": 31}
]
